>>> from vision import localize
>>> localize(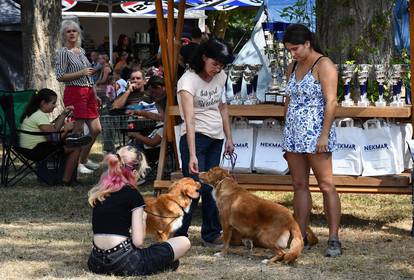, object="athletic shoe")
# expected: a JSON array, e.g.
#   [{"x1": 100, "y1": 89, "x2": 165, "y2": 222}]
[
  {"x1": 78, "y1": 163, "x2": 94, "y2": 174},
  {"x1": 202, "y1": 236, "x2": 224, "y2": 249},
  {"x1": 325, "y1": 239, "x2": 342, "y2": 257},
  {"x1": 83, "y1": 159, "x2": 100, "y2": 170},
  {"x1": 65, "y1": 134, "x2": 92, "y2": 147}
]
